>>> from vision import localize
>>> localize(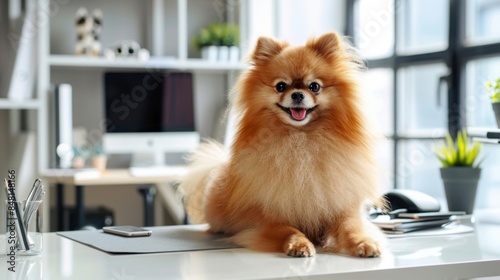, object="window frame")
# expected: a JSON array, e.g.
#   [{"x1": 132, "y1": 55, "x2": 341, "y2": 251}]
[{"x1": 345, "y1": 0, "x2": 500, "y2": 189}]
